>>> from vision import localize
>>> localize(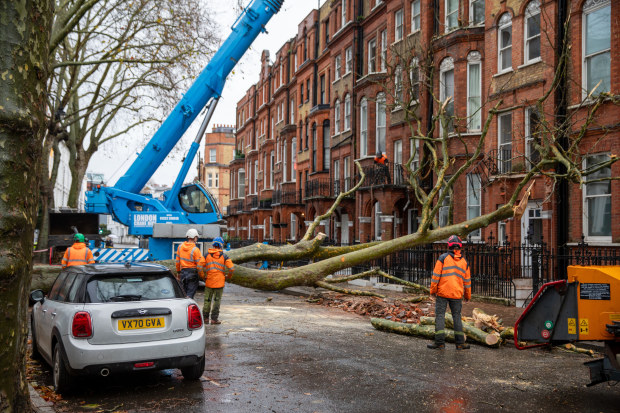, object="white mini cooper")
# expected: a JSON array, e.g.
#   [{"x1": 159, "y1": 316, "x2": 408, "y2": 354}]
[{"x1": 30, "y1": 263, "x2": 206, "y2": 393}]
